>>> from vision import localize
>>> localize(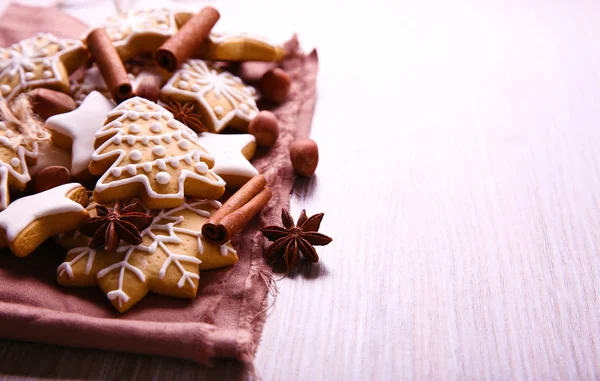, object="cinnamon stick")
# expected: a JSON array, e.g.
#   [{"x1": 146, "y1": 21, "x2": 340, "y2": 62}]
[
  {"x1": 86, "y1": 28, "x2": 132, "y2": 102},
  {"x1": 202, "y1": 175, "x2": 271, "y2": 245},
  {"x1": 156, "y1": 7, "x2": 220, "y2": 72}
]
